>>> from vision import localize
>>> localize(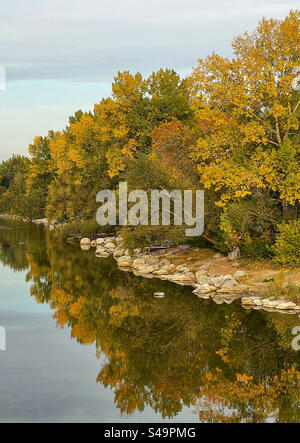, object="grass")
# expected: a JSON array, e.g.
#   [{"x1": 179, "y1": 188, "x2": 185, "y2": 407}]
[{"x1": 263, "y1": 273, "x2": 300, "y2": 302}]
